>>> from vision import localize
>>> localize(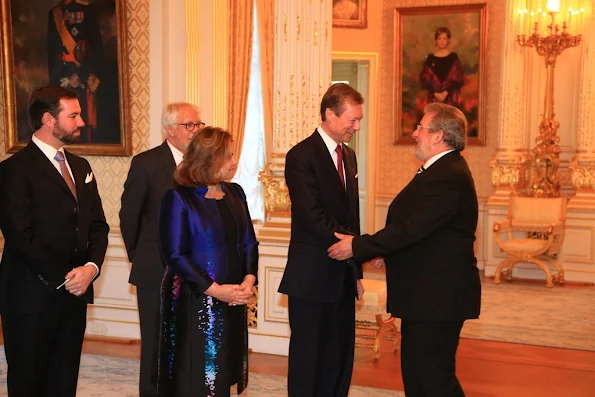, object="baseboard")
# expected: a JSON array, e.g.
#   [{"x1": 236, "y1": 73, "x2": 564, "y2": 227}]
[
  {"x1": 483, "y1": 274, "x2": 595, "y2": 287},
  {"x1": 84, "y1": 334, "x2": 140, "y2": 345}
]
